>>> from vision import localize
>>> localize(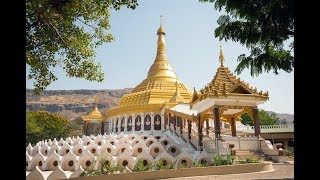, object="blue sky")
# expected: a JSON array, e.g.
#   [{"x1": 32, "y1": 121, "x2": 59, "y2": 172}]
[{"x1": 26, "y1": 0, "x2": 294, "y2": 114}]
